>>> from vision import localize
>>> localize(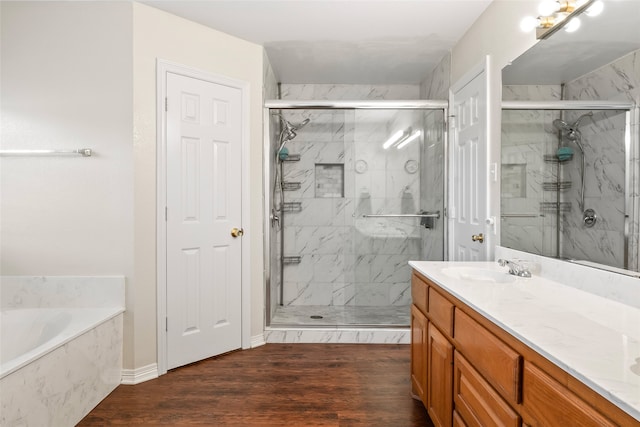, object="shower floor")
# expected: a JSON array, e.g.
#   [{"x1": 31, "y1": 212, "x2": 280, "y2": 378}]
[{"x1": 270, "y1": 305, "x2": 410, "y2": 327}]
